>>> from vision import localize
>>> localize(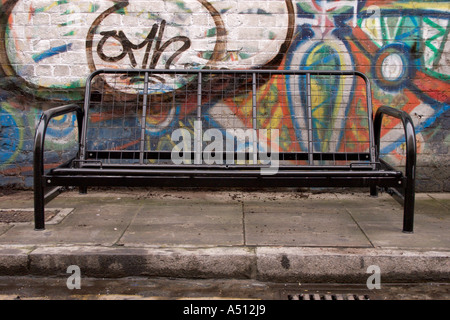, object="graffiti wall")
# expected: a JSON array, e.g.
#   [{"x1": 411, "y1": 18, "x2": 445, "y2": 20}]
[{"x1": 0, "y1": 0, "x2": 449, "y2": 191}]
